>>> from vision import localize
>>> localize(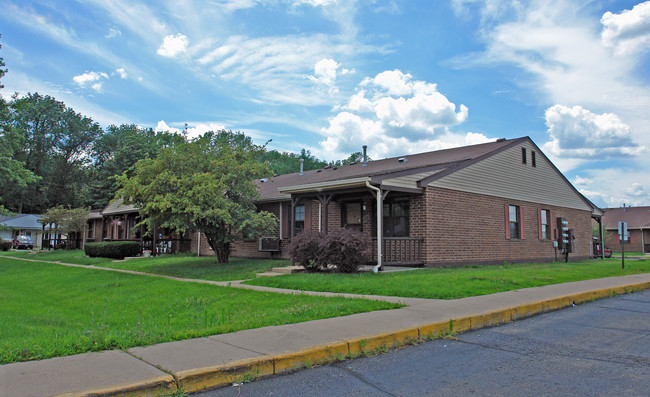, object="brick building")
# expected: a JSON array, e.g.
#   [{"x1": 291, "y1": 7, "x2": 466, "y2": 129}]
[
  {"x1": 601, "y1": 206, "x2": 650, "y2": 254},
  {"x1": 231, "y1": 137, "x2": 604, "y2": 267}
]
